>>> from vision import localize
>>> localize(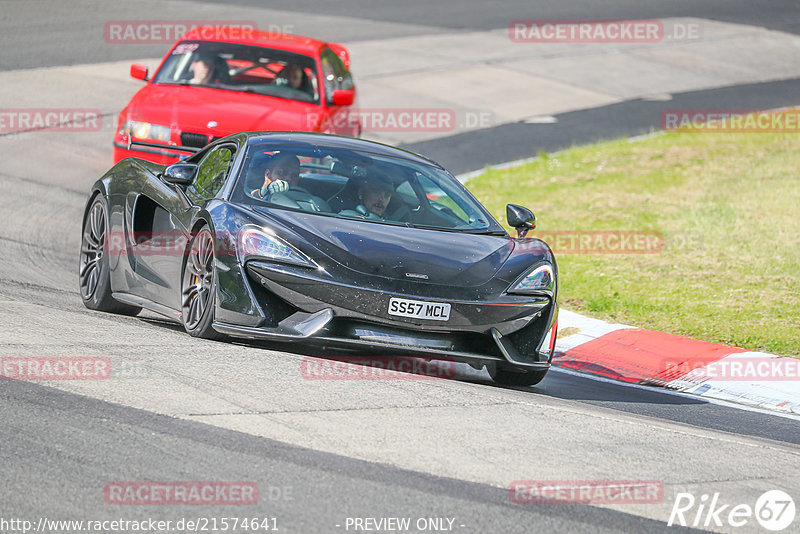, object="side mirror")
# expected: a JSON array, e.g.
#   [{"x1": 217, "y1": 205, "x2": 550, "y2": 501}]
[
  {"x1": 161, "y1": 164, "x2": 197, "y2": 185},
  {"x1": 331, "y1": 89, "x2": 355, "y2": 106},
  {"x1": 328, "y1": 43, "x2": 351, "y2": 70},
  {"x1": 130, "y1": 64, "x2": 149, "y2": 81},
  {"x1": 507, "y1": 204, "x2": 536, "y2": 238}
]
